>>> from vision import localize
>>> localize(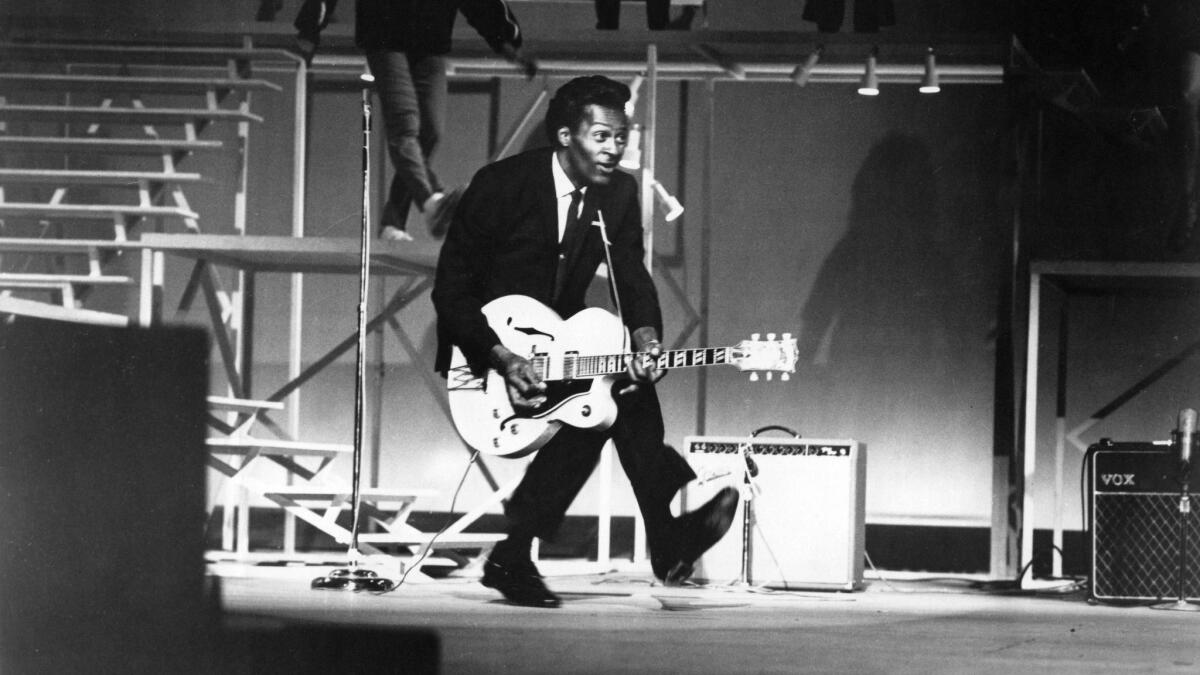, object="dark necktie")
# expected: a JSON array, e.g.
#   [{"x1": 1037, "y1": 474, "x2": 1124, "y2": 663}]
[{"x1": 553, "y1": 189, "x2": 584, "y2": 304}]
